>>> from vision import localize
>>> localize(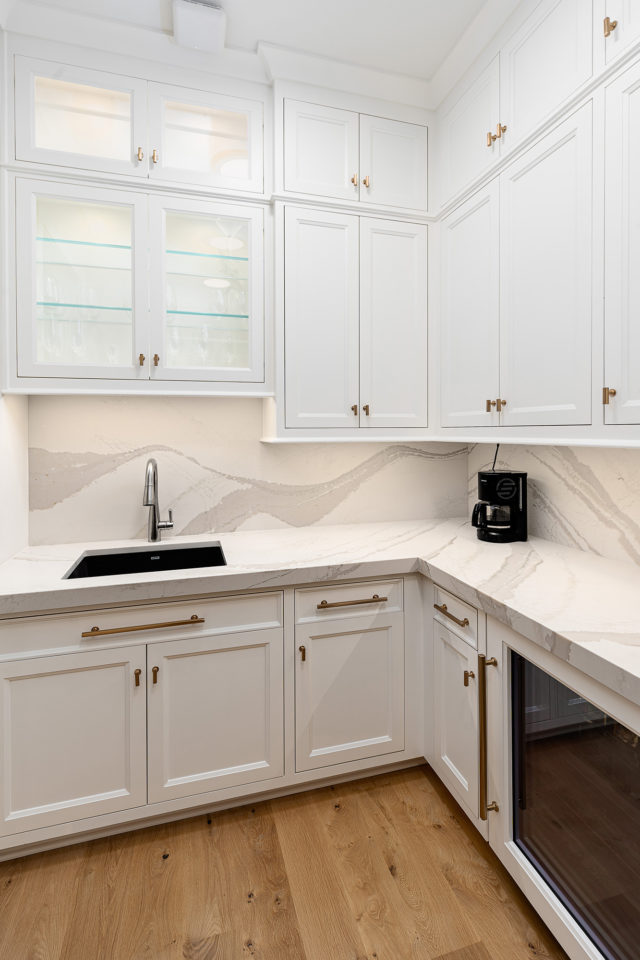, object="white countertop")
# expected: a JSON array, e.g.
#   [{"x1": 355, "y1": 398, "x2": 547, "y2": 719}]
[{"x1": 1, "y1": 519, "x2": 640, "y2": 706}]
